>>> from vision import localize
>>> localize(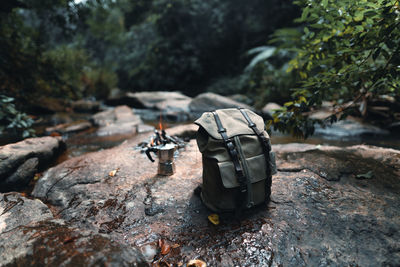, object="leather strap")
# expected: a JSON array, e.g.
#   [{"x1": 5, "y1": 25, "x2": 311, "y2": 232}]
[
  {"x1": 238, "y1": 108, "x2": 272, "y2": 179},
  {"x1": 211, "y1": 111, "x2": 247, "y2": 195}
]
